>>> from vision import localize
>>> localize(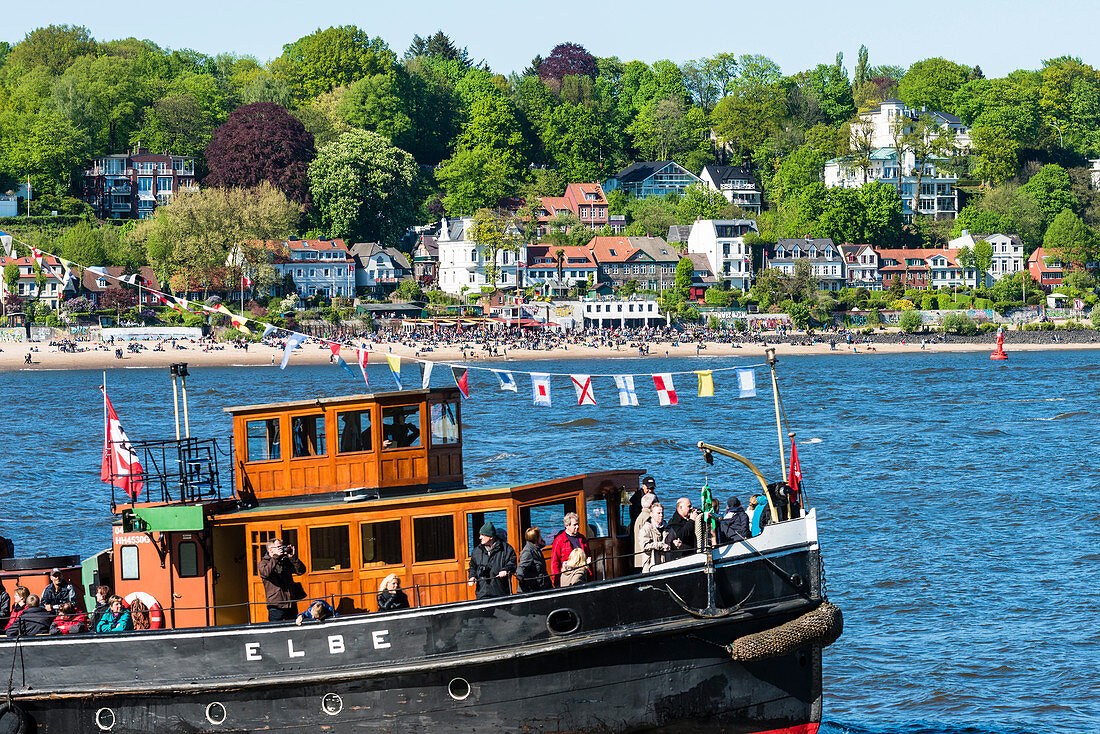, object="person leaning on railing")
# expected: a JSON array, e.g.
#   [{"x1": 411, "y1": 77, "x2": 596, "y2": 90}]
[{"x1": 516, "y1": 528, "x2": 552, "y2": 593}]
